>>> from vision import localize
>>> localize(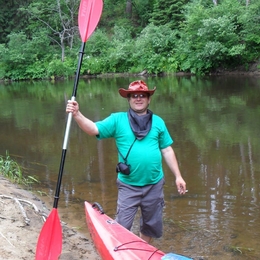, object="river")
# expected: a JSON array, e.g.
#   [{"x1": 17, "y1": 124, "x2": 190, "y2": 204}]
[{"x1": 0, "y1": 75, "x2": 259, "y2": 259}]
